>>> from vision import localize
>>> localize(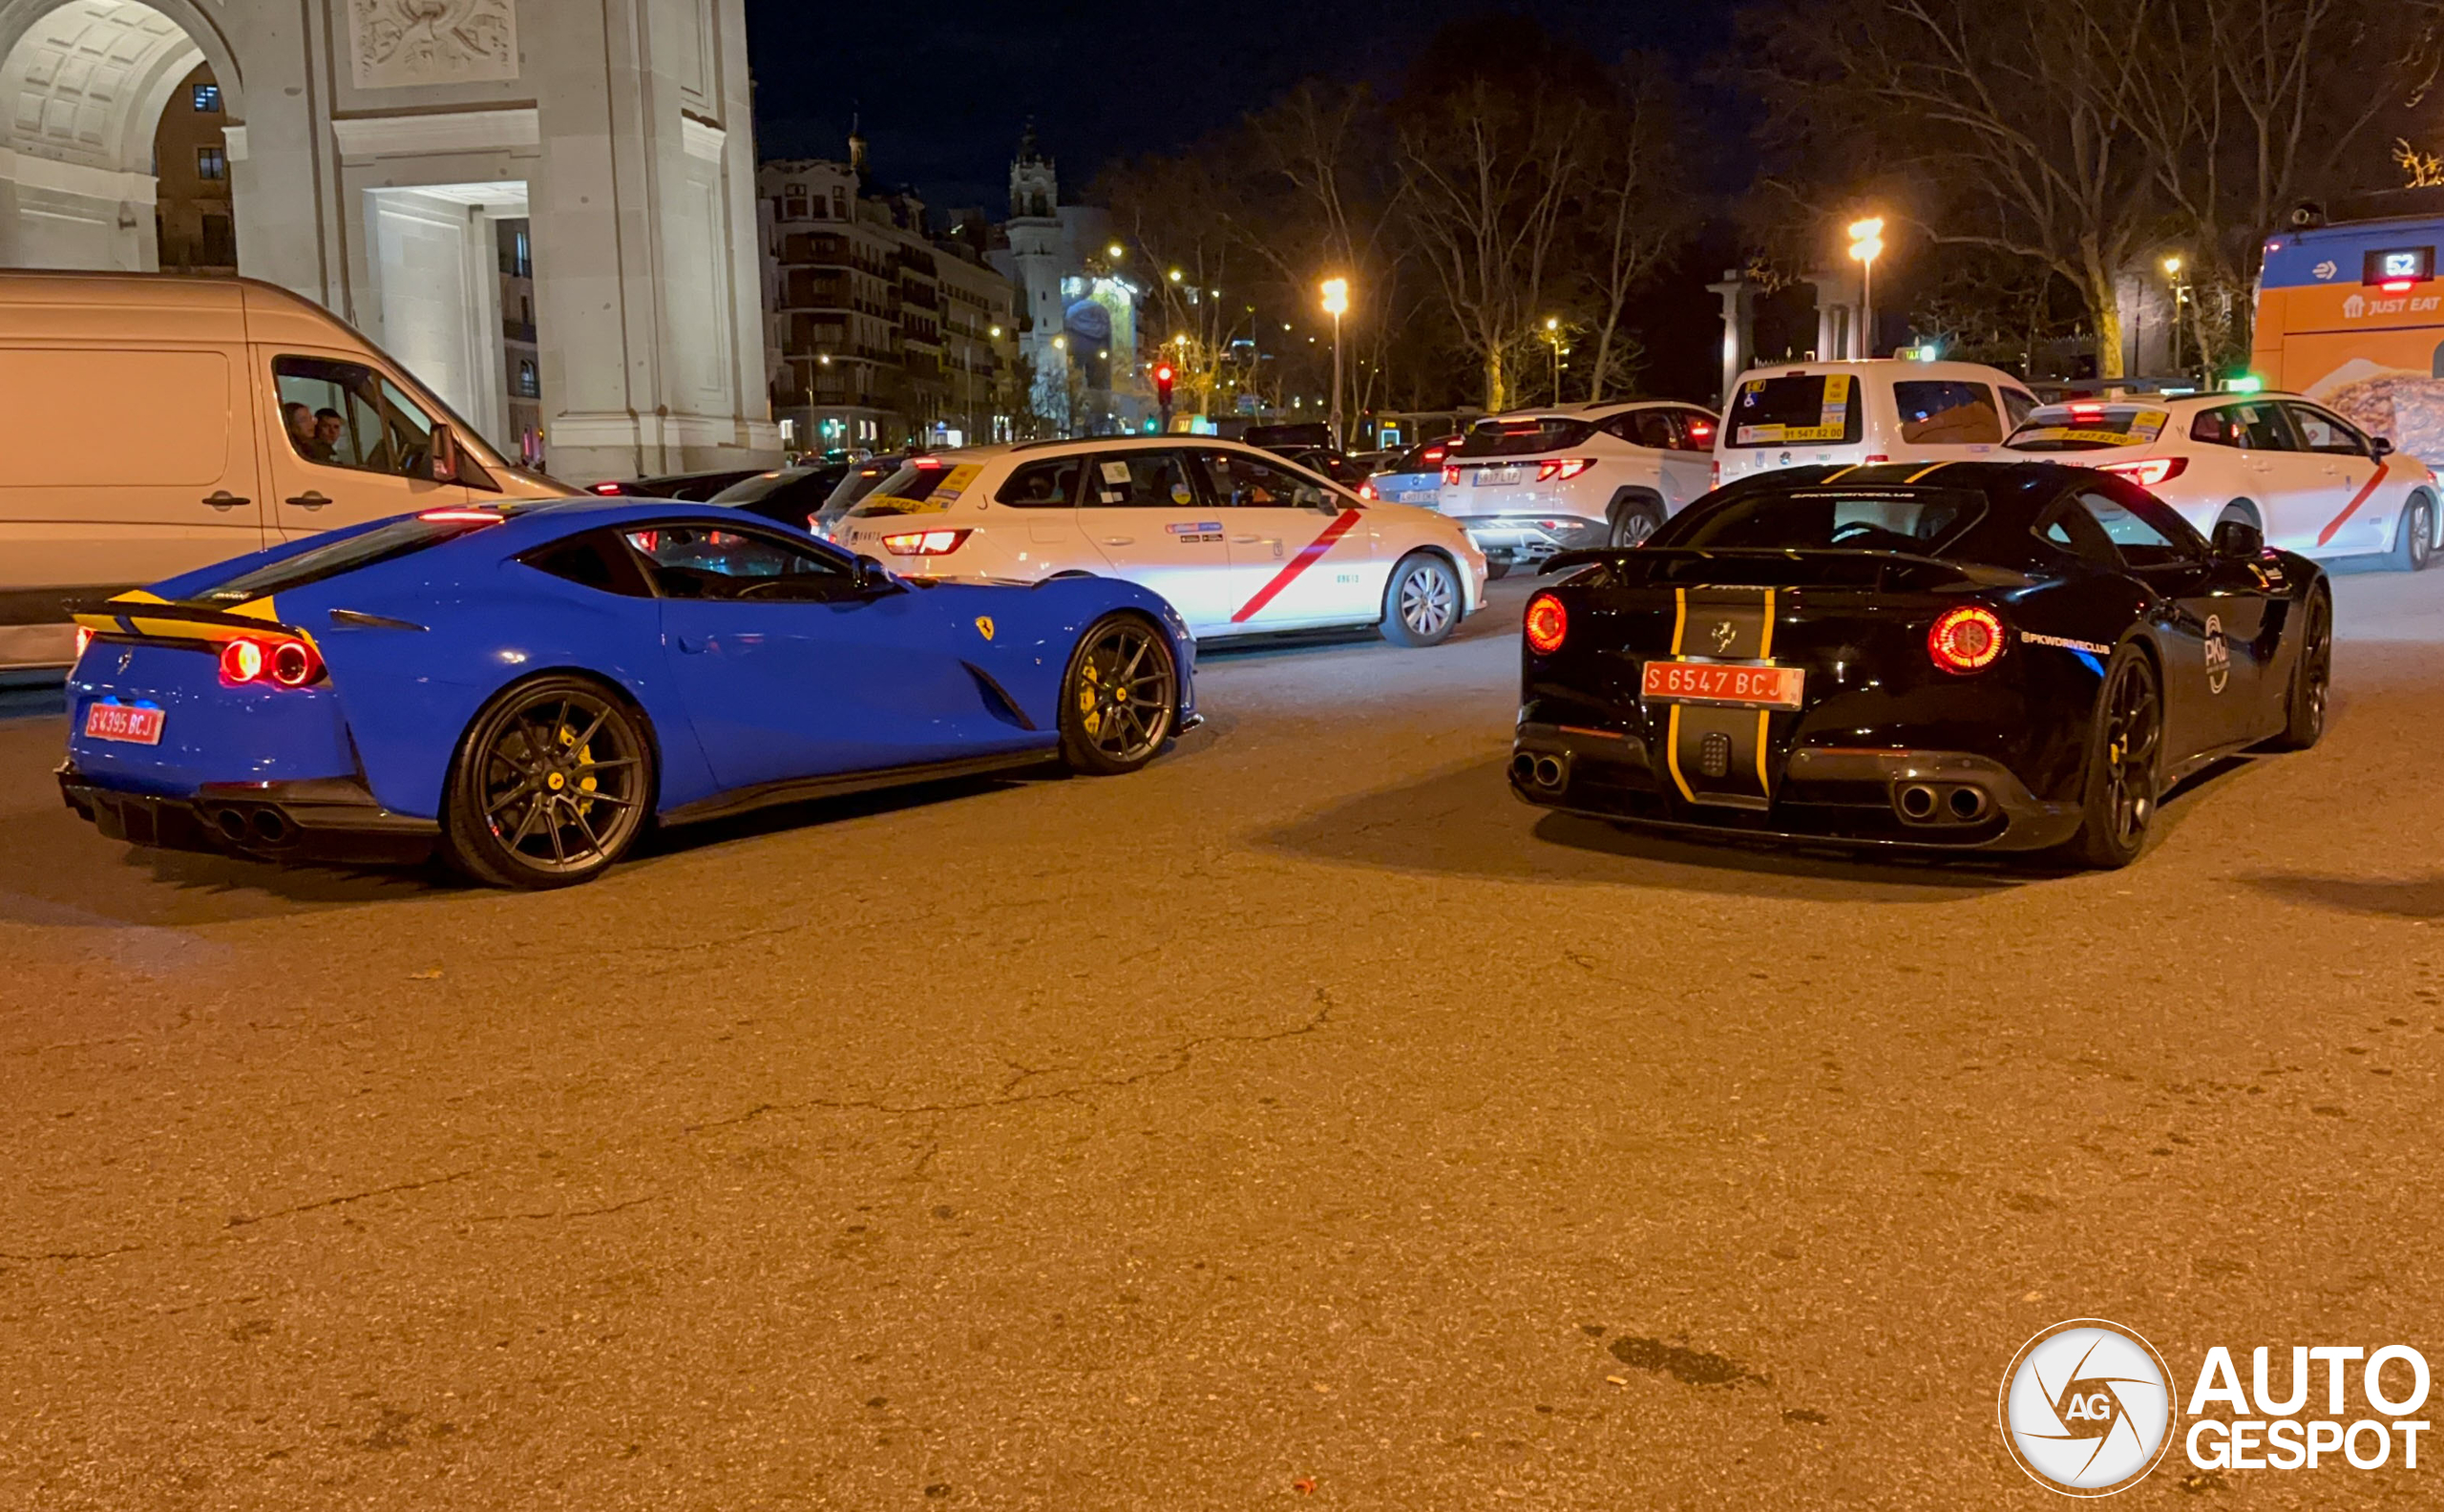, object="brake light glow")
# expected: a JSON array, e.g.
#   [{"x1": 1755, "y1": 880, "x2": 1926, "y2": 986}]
[
  {"x1": 1525, "y1": 593, "x2": 1568, "y2": 654},
  {"x1": 1442, "y1": 464, "x2": 1461, "y2": 486},
  {"x1": 2068, "y1": 403, "x2": 2106, "y2": 417},
  {"x1": 1686, "y1": 419, "x2": 1715, "y2": 442},
  {"x1": 1534, "y1": 457, "x2": 1596, "y2": 482},
  {"x1": 1422, "y1": 447, "x2": 1445, "y2": 464},
  {"x1": 590, "y1": 481, "x2": 623, "y2": 495},
  {"x1": 1863, "y1": 454, "x2": 1889, "y2": 464},
  {"x1": 417, "y1": 509, "x2": 506, "y2": 523},
  {"x1": 1358, "y1": 481, "x2": 1378, "y2": 500},
  {"x1": 2383, "y1": 279, "x2": 2415, "y2": 293},
  {"x1": 220, "y1": 635, "x2": 325, "y2": 687},
  {"x1": 74, "y1": 624, "x2": 94, "y2": 662},
  {"x1": 1928, "y1": 605, "x2": 2006, "y2": 675},
  {"x1": 2096, "y1": 456, "x2": 2189, "y2": 488},
  {"x1": 1710, "y1": 460, "x2": 1720, "y2": 488},
  {"x1": 877, "y1": 528, "x2": 971, "y2": 556}
]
